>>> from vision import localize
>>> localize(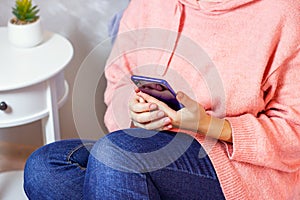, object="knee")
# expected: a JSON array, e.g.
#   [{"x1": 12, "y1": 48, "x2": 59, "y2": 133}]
[
  {"x1": 24, "y1": 140, "x2": 84, "y2": 198},
  {"x1": 88, "y1": 129, "x2": 142, "y2": 173},
  {"x1": 90, "y1": 128, "x2": 153, "y2": 158},
  {"x1": 88, "y1": 129, "x2": 174, "y2": 173},
  {"x1": 92, "y1": 128, "x2": 166, "y2": 153},
  {"x1": 24, "y1": 143, "x2": 51, "y2": 197},
  {"x1": 89, "y1": 128, "x2": 195, "y2": 174}
]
